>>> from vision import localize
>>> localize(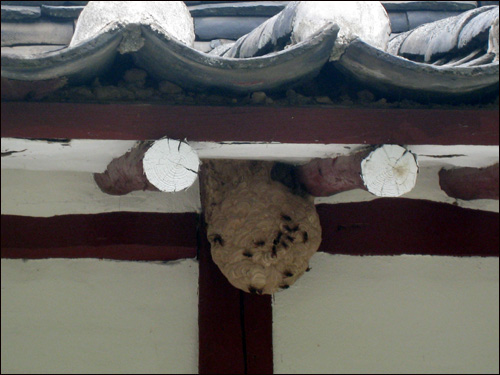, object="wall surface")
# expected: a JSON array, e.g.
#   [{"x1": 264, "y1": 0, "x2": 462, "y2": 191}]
[
  {"x1": 2, "y1": 165, "x2": 498, "y2": 218},
  {"x1": 0, "y1": 169, "x2": 201, "y2": 217},
  {"x1": 1, "y1": 258, "x2": 199, "y2": 374},
  {"x1": 2, "y1": 150, "x2": 498, "y2": 374},
  {"x1": 273, "y1": 252, "x2": 499, "y2": 374}
]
